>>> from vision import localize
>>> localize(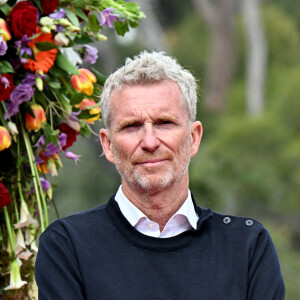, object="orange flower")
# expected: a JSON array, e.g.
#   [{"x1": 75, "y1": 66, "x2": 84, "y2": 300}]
[
  {"x1": 76, "y1": 99, "x2": 101, "y2": 124},
  {"x1": 37, "y1": 153, "x2": 61, "y2": 176},
  {"x1": 71, "y1": 69, "x2": 97, "y2": 95},
  {"x1": 25, "y1": 104, "x2": 46, "y2": 131},
  {"x1": 0, "y1": 126, "x2": 11, "y2": 151},
  {"x1": 0, "y1": 18, "x2": 11, "y2": 42},
  {"x1": 23, "y1": 28, "x2": 57, "y2": 73}
]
